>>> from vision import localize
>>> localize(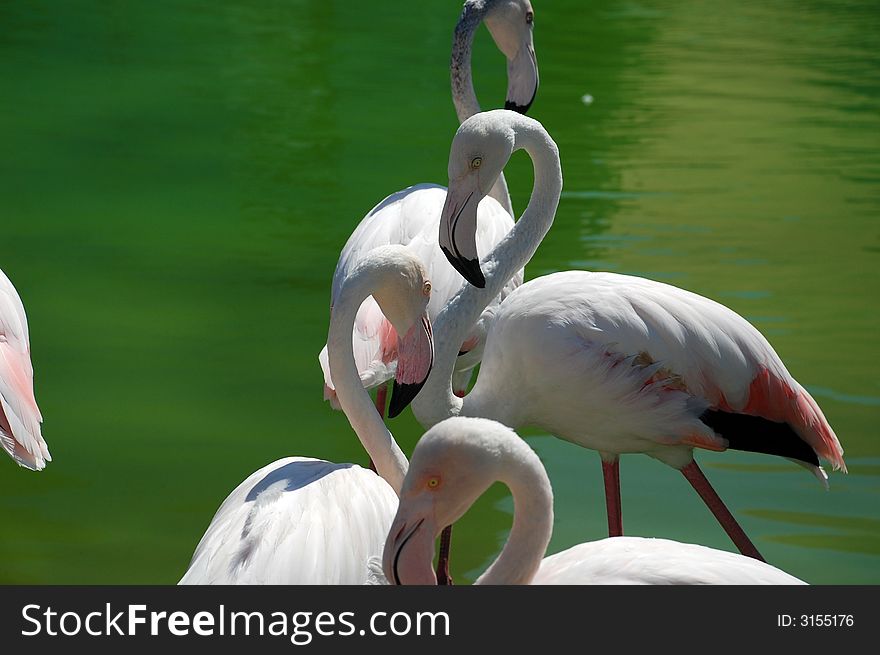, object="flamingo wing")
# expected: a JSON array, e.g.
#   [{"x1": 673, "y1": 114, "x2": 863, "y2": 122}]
[
  {"x1": 320, "y1": 184, "x2": 520, "y2": 397},
  {"x1": 179, "y1": 457, "x2": 398, "y2": 585},
  {"x1": 0, "y1": 269, "x2": 48, "y2": 471},
  {"x1": 533, "y1": 537, "x2": 806, "y2": 585}
]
